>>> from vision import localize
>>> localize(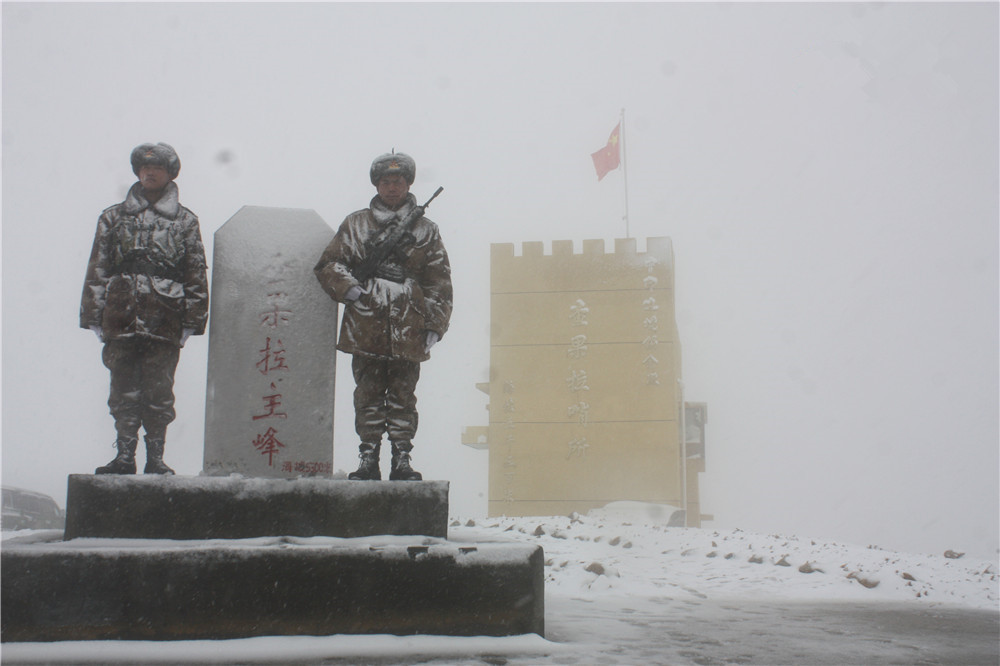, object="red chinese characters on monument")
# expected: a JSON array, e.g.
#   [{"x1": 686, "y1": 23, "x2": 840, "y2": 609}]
[
  {"x1": 251, "y1": 275, "x2": 292, "y2": 468},
  {"x1": 280, "y1": 460, "x2": 333, "y2": 475},
  {"x1": 252, "y1": 426, "x2": 285, "y2": 465},
  {"x1": 253, "y1": 383, "x2": 288, "y2": 421},
  {"x1": 248, "y1": 266, "x2": 331, "y2": 476},
  {"x1": 256, "y1": 337, "x2": 289, "y2": 375}
]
